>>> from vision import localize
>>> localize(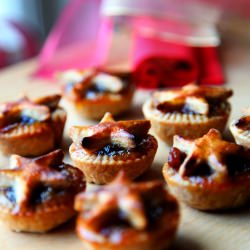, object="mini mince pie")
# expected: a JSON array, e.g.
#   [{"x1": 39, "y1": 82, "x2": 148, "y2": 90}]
[
  {"x1": 142, "y1": 84, "x2": 232, "y2": 144},
  {"x1": 0, "y1": 95, "x2": 66, "y2": 156},
  {"x1": 162, "y1": 129, "x2": 250, "y2": 210},
  {"x1": 74, "y1": 172, "x2": 179, "y2": 250},
  {"x1": 69, "y1": 112, "x2": 158, "y2": 184},
  {"x1": 61, "y1": 69, "x2": 134, "y2": 119},
  {"x1": 230, "y1": 110, "x2": 250, "y2": 148},
  {"x1": 0, "y1": 150, "x2": 85, "y2": 232}
]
